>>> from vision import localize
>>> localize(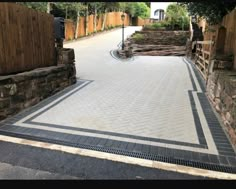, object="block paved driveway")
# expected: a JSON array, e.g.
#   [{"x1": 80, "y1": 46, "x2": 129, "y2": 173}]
[{"x1": 0, "y1": 26, "x2": 236, "y2": 175}]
